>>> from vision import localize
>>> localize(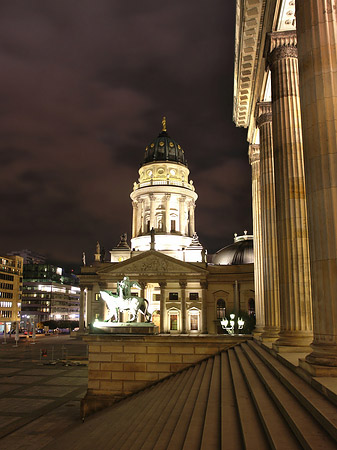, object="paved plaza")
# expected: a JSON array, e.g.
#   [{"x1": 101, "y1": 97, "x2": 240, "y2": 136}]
[{"x1": 0, "y1": 334, "x2": 88, "y2": 449}]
